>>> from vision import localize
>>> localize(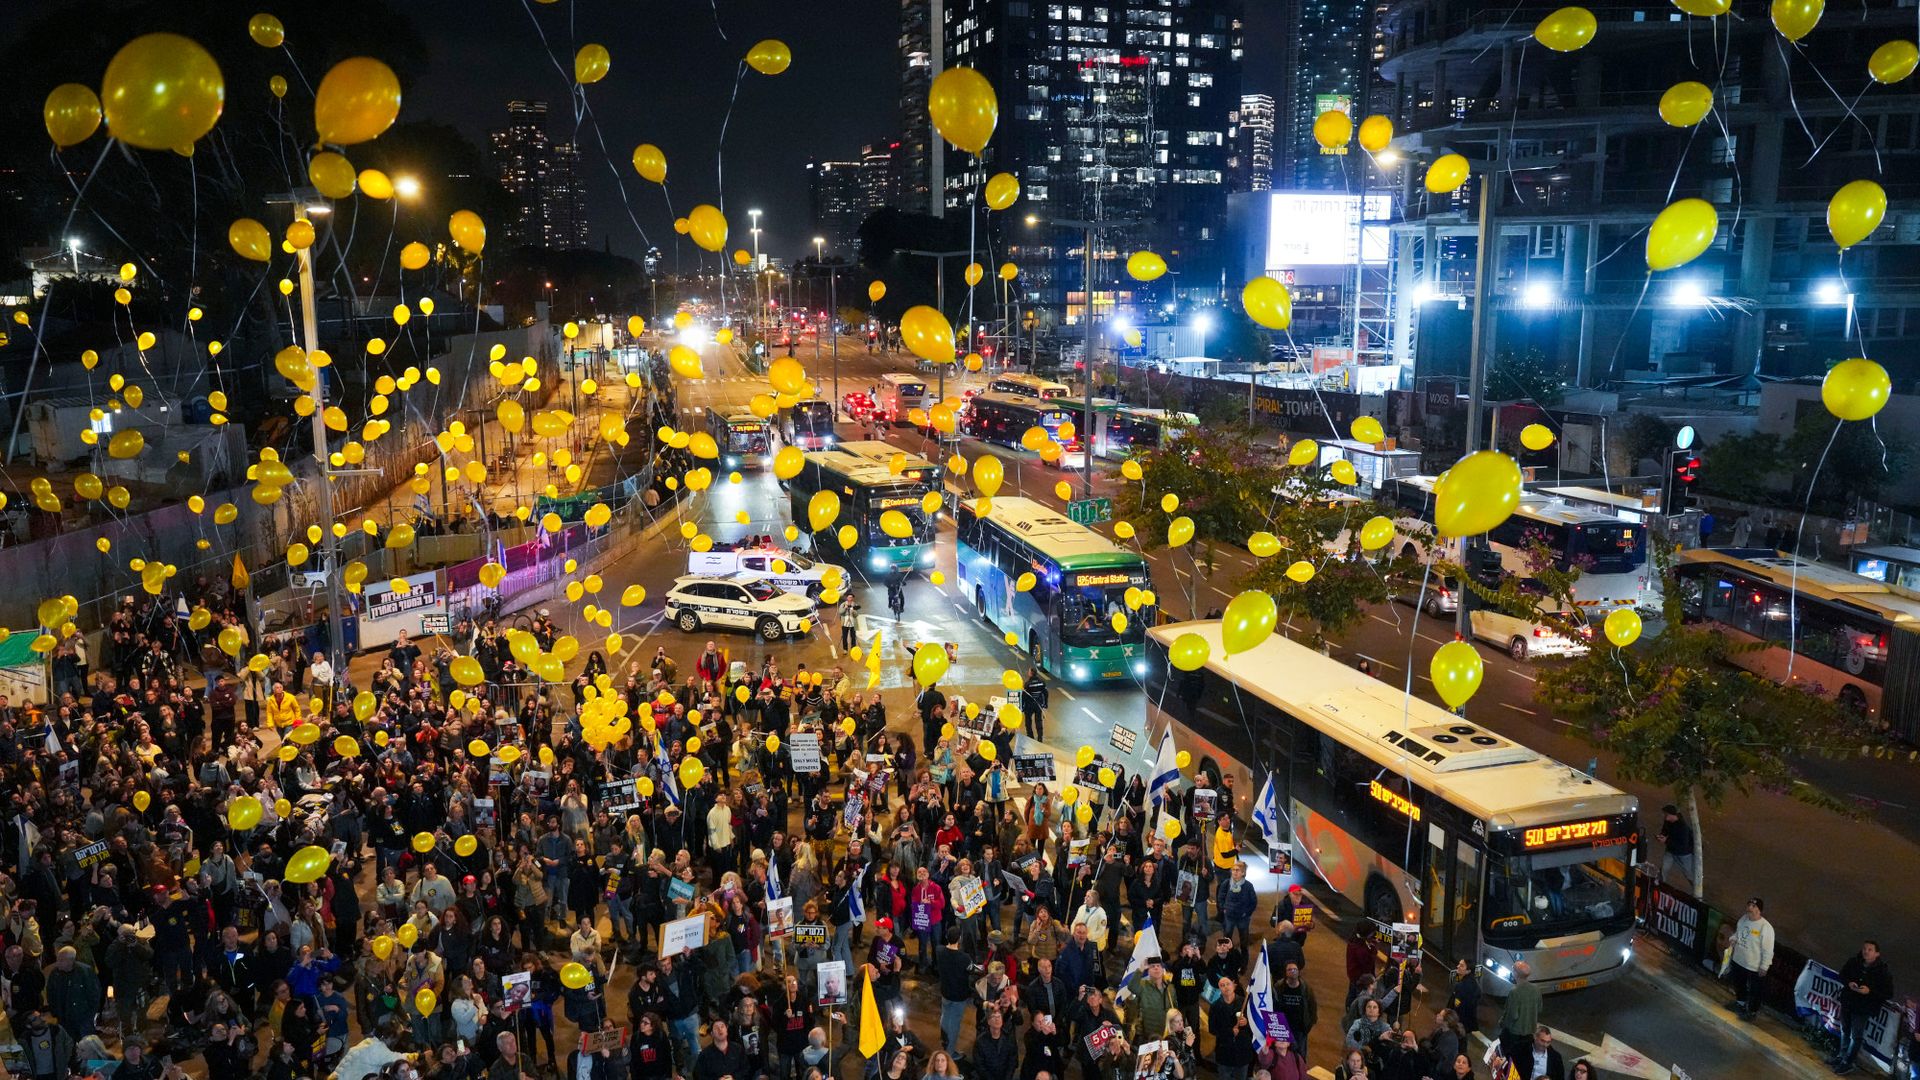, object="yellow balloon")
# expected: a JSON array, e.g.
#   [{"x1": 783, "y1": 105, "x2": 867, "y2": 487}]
[
  {"x1": 370, "y1": 936, "x2": 394, "y2": 961},
  {"x1": 228, "y1": 218, "x2": 271, "y2": 262},
  {"x1": 412, "y1": 831, "x2": 436, "y2": 853},
  {"x1": 353, "y1": 690, "x2": 377, "y2": 721},
  {"x1": 1603, "y1": 608, "x2": 1643, "y2": 648},
  {"x1": 868, "y1": 280, "x2": 887, "y2": 303},
  {"x1": 1645, "y1": 198, "x2": 1717, "y2": 272},
  {"x1": 1672, "y1": 0, "x2": 1731, "y2": 13},
  {"x1": 414, "y1": 988, "x2": 437, "y2": 1016},
  {"x1": 560, "y1": 961, "x2": 594, "y2": 991},
  {"x1": 1126, "y1": 251, "x2": 1168, "y2": 282},
  {"x1": 1330, "y1": 460, "x2": 1358, "y2": 487},
  {"x1": 401, "y1": 241, "x2": 431, "y2": 270},
  {"x1": 1247, "y1": 532, "x2": 1281, "y2": 558},
  {"x1": 1285, "y1": 560, "x2": 1316, "y2": 584},
  {"x1": 396, "y1": 922, "x2": 419, "y2": 949},
  {"x1": 1358, "y1": 114, "x2": 1393, "y2": 153},
  {"x1": 928, "y1": 66, "x2": 998, "y2": 154},
  {"x1": 669, "y1": 345, "x2": 706, "y2": 379},
  {"x1": 632, "y1": 143, "x2": 667, "y2": 183},
  {"x1": 44, "y1": 84, "x2": 103, "y2": 148},
  {"x1": 248, "y1": 13, "x2": 285, "y2": 47},
  {"x1": 227, "y1": 796, "x2": 263, "y2": 831},
  {"x1": 217, "y1": 625, "x2": 245, "y2": 657},
  {"x1": 769, "y1": 356, "x2": 809, "y2": 395},
  {"x1": 688, "y1": 204, "x2": 728, "y2": 252},
  {"x1": 455, "y1": 835, "x2": 480, "y2": 857},
  {"x1": 880, "y1": 510, "x2": 915, "y2": 539},
  {"x1": 901, "y1": 305, "x2": 956, "y2": 364},
  {"x1": 1424, "y1": 153, "x2": 1470, "y2": 194},
  {"x1": 1771, "y1": 0, "x2": 1823, "y2": 41},
  {"x1": 1222, "y1": 589, "x2": 1277, "y2": 655},
  {"x1": 1350, "y1": 416, "x2": 1385, "y2": 444},
  {"x1": 314, "y1": 57, "x2": 402, "y2": 145},
  {"x1": 1822, "y1": 358, "x2": 1892, "y2": 421},
  {"x1": 1242, "y1": 276, "x2": 1292, "y2": 330},
  {"x1": 746, "y1": 39, "x2": 792, "y2": 75},
  {"x1": 1161, "y1": 817, "x2": 1182, "y2": 840},
  {"x1": 1312, "y1": 109, "x2": 1352, "y2": 150},
  {"x1": 1170, "y1": 632, "x2": 1210, "y2": 671},
  {"x1": 1658, "y1": 81, "x2": 1713, "y2": 127},
  {"x1": 808, "y1": 489, "x2": 841, "y2": 531},
  {"x1": 973, "y1": 454, "x2": 1005, "y2": 497},
  {"x1": 1520, "y1": 423, "x2": 1556, "y2": 452},
  {"x1": 913, "y1": 642, "x2": 950, "y2": 687},
  {"x1": 979, "y1": 741, "x2": 998, "y2": 762},
  {"x1": 102, "y1": 34, "x2": 225, "y2": 151},
  {"x1": 574, "y1": 43, "x2": 611, "y2": 84},
  {"x1": 985, "y1": 172, "x2": 1020, "y2": 210},
  {"x1": 1288, "y1": 440, "x2": 1319, "y2": 467},
  {"x1": 308, "y1": 151, "x2": 357, "y2": 199},
  {"x1": 1869, "y1": 40, "x2": 1920, "y2": 83},
  {"x1": 1534, "y1": 6, "x2": 1598, "y2": 50},
  {"x1": 1167, "y1": 516, "x2": 1195, "y2": 548},
  {"x1": 1430, "y1": 640, "x2": 1484, "y2": 709},
  {"x1": 285, "y1": 845, "x2": 332, "y2": 885},
  {"x1": 1828, "y1": 180, "x2": 1887, "y2": 250},
  {"x1": 1432, "y1": 451, "x2": 1523, "y2": 538},
  {"x1": 359, "y1": 169, "x2": 395, "y2": 199},
  {"x1": 334, "y1": 735, "x2": 361, "y2": 758},
  {"x1": 450, "y1": 209, "x2": 487, "y2": 254}
]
